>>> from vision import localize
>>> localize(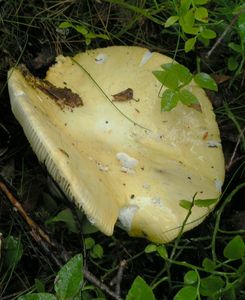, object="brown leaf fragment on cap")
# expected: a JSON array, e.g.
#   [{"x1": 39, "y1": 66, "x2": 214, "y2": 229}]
[
  {"x1": 19, "y1": 64, "x2": 83, "y2": 109},
  {"x1": 112, "y1": 88, "x2": 133, "y2": 102},
  {"x1": 189, "y1": 103, "x2": 202, "y2": 112}
]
